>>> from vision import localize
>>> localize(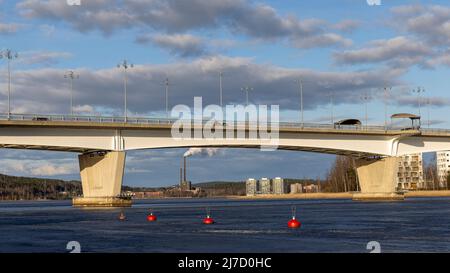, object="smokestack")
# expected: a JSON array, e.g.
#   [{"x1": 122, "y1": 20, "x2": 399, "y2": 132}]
[
  {"x1": 184, "y1": 156, "x2": 187, "y2": 182},
  {"x1": 180, "y1": 167, "x2": 183, "y2": 184}
]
